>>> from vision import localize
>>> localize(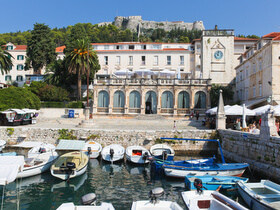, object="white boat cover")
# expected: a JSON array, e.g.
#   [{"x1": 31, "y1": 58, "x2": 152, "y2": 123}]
[
  {"x1": 11, "y1": 141, "x2": 44, "y2": 148},
  {"x1": 56, "y1": 140, "x2": 85, "y2": 150},
  {"x1": 0, "y1": 156, "x2": 24, "y2": 185}
]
